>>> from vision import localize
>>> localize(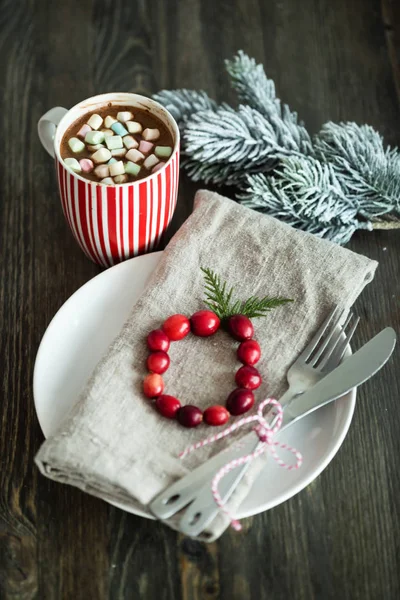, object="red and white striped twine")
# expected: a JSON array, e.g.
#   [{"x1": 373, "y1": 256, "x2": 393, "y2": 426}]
[{"x1": 179, "y1": 398, "x2": 303, "y2": 531}]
